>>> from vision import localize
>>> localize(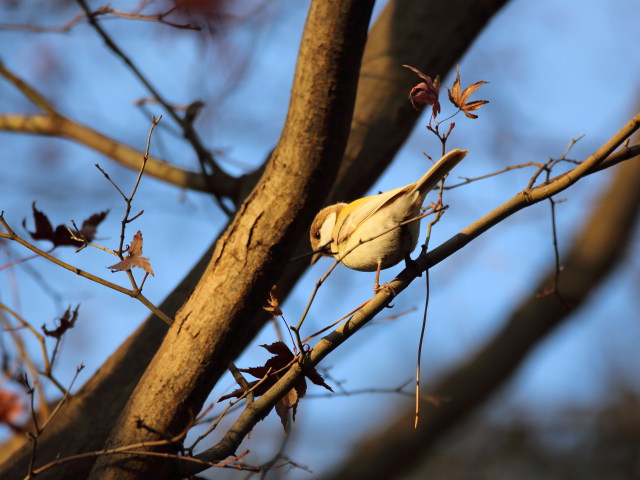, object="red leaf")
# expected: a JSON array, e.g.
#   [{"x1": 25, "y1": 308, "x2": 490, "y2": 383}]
[
  {"x1": 403, "y1": 65, "x2": 441, "y2": 116},
  {"x1": 218, "y1": 341, "x2": 332, "y2": 425}
]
